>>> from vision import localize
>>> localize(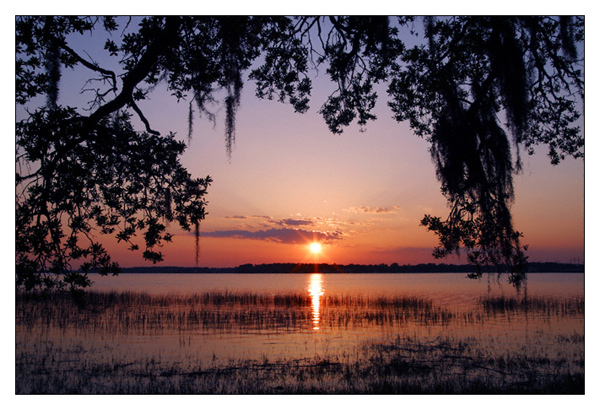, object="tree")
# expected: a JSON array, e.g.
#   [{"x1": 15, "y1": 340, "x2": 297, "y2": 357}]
[
  {"x1": 252, "y1": 16, "x2": 582, "y2": 288},
  {"x1": 387, "y1": 16, "x2": 583, "y2": 286},
  {"x1": 16, "y1": 16, "x2": 583, "y2": 294},
  {"x1": 16, "y1": 16, "x2": 213, "y2": 295}
]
